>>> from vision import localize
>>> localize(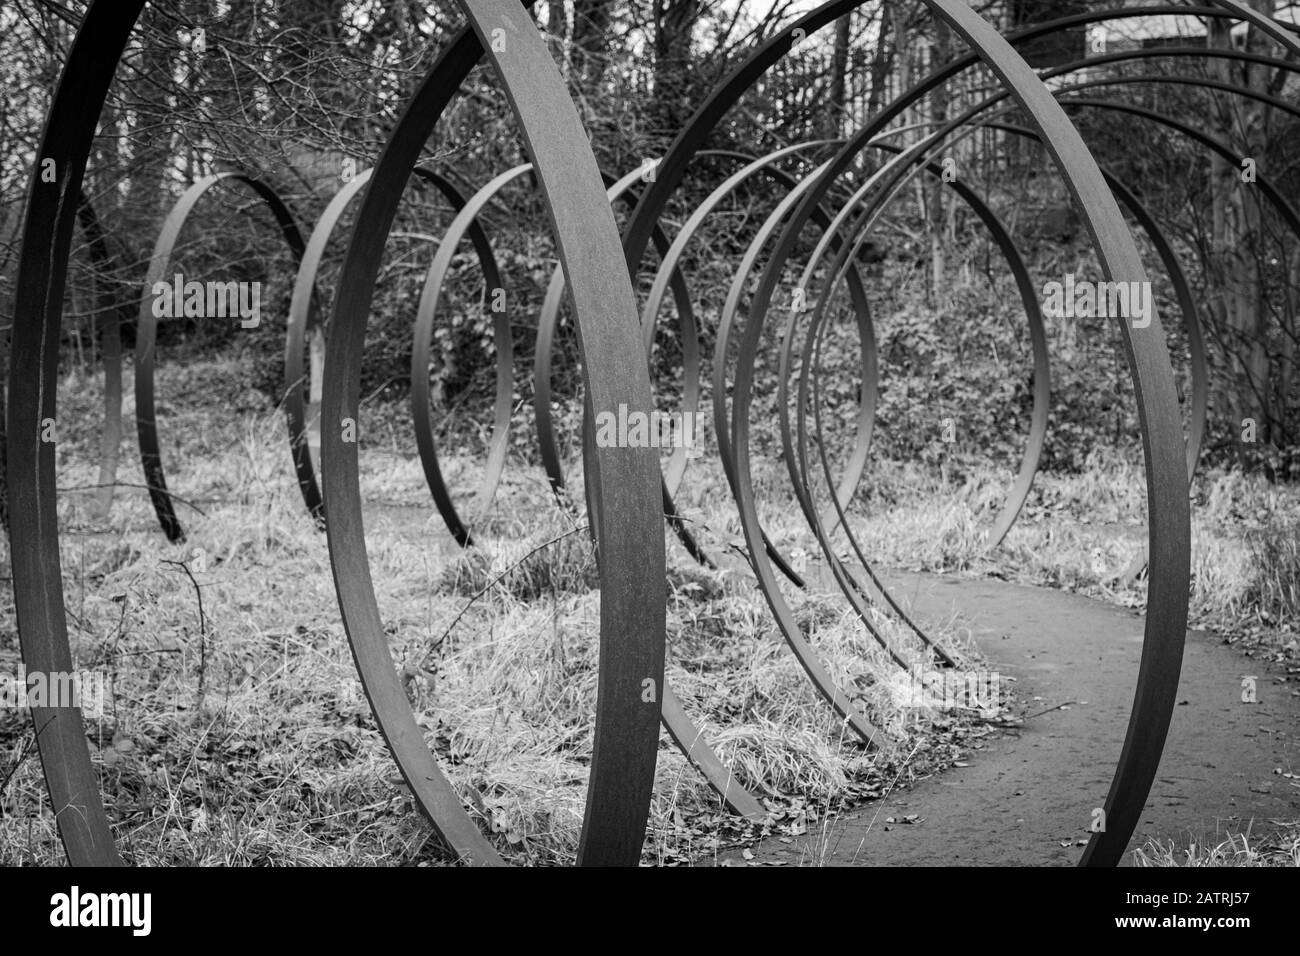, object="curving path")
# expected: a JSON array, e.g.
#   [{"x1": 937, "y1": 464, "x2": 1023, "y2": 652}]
[{"x1": 729, "y1": 570, "x2": 1300, "y2": 866}]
